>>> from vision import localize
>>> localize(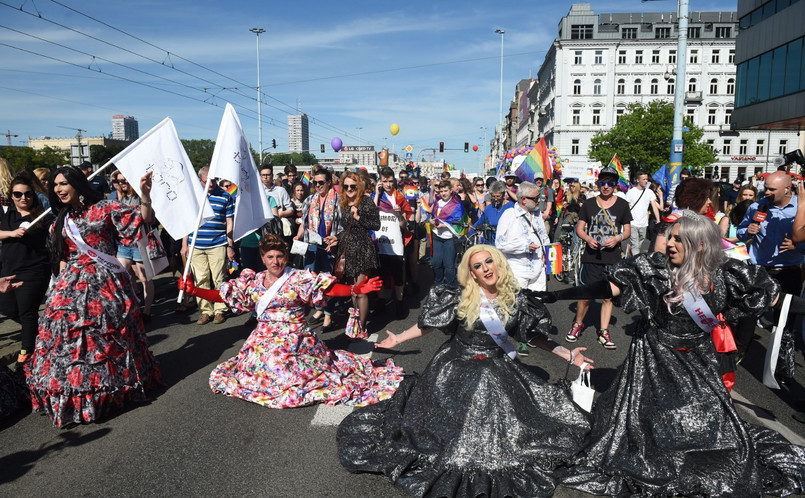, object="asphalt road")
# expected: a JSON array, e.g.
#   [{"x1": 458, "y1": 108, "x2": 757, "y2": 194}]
[{"x1": 2, "y1": 267, "x2": 805, "y2": 497}]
